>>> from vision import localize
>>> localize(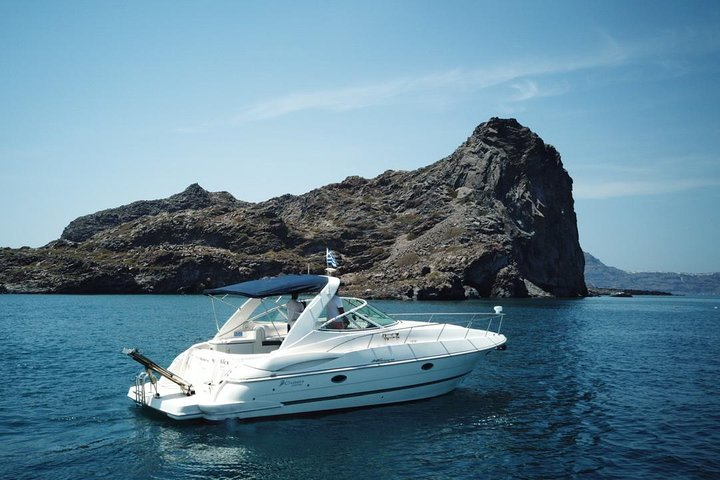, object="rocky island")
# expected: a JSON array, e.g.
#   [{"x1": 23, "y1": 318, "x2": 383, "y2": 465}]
[
  {"x1": 0, "y1": 118, "x2": 587, "y2": 299},
  {"x1": 585, "y1": 252, "x2": 720, "y2": 296}
]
